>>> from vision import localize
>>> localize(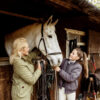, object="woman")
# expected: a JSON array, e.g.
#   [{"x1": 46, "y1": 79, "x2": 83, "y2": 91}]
[
  {"x1": 54, "y1": 48, "x2": 88, "y2": 100},
  {"x1": 10, "y1": 37, "x2": 42, "y2": 100}
]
